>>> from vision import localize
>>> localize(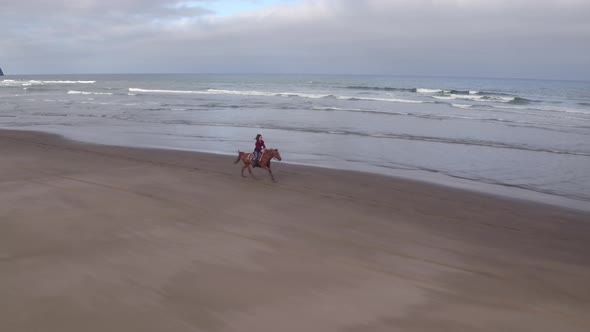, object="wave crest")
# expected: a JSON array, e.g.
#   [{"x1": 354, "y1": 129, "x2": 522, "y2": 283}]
[
  {"x1": 345, "y1": 86, "x2": 417, "y2": 92},
  {"x1": 129, "y1": 88, "x2": 426, "y2": 104},
  {"x1": 68, "y1": 90, "x2": 113, "y2": 95},
  {"x1": 1, "y1": 79, "x2": 95, "y2": 87}
]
